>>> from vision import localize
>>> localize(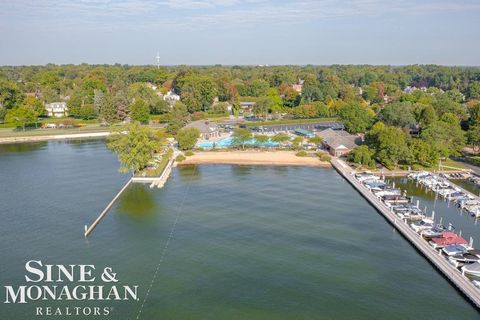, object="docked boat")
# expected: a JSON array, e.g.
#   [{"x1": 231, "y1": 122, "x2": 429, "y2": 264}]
[
  {"x1": 410, "y1": 218, "x2": 434, "y2": 233},
  {"x1": 461, "y1": 262, "x2": 480, "y2": 278},
  {"x1": 420, "y1": 225, "x2": 447, "y2": 239},
  {"x1": 382, "y1": 195, "x2": 410, "y2": 206},
  {"x1": 429, "y1": 232, "x2": 468, "y2": 249},
  {"x1": 442, "y1": 244, "x2": 469, "y2": 256},
  {"x1": 448, "y1": 251, "x2": 480, "y2": 268}
]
